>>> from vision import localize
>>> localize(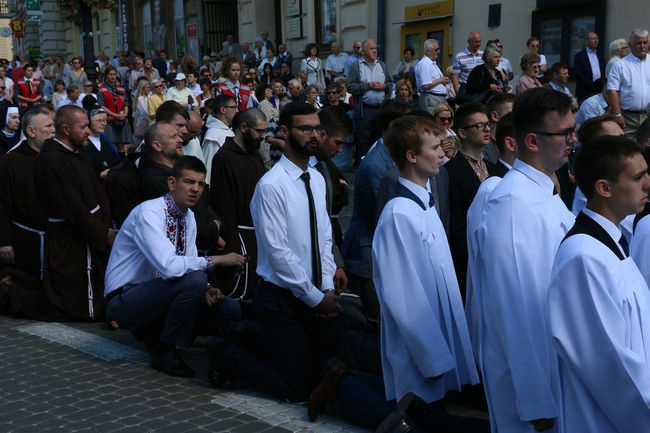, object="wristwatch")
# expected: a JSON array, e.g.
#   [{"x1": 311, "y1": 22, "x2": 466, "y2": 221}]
[{"x1": 612, "y1": 113, "x2": 622, "y2": 119}]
